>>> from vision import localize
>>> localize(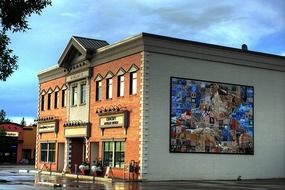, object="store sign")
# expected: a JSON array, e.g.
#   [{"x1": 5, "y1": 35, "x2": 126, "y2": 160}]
[
  {"x1": 66, "y1": 70, "x2": 90, "y2": 82},
  {"x1": 64, "y1": 125, "x2": 90, "y2": 138},
  {"x1": 6, "y1": 131, "x2": 19, "y2": 137},
  {"x1": 38, "y1": 121, "x2": 59, "y2": 133},
  {"x1": 99, "y1": 112, "x2": 128, "y2": 128}
]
